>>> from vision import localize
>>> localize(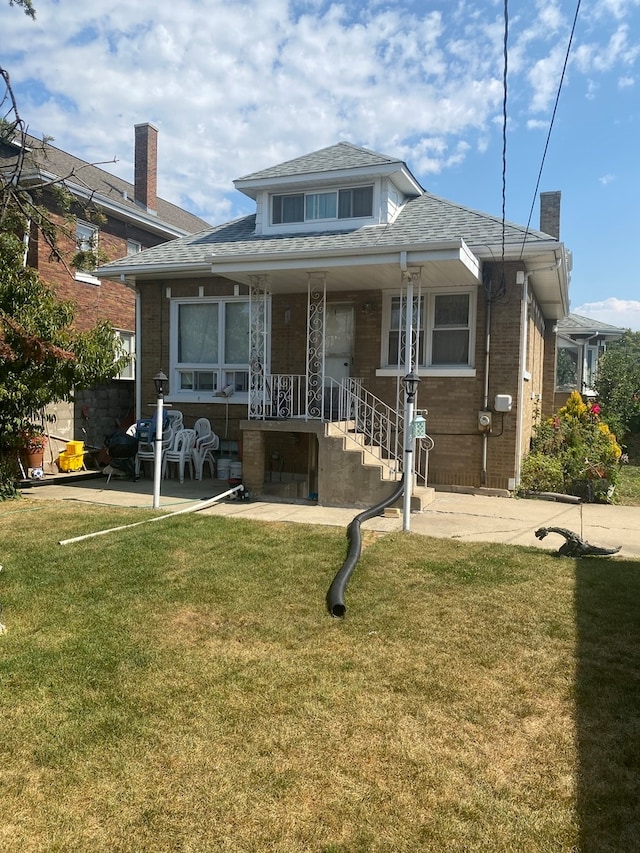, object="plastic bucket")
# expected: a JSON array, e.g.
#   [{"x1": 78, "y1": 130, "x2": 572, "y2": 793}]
[
  {"x1": 217, "y1": 458, "x2": 231, "y2": 480},
  {"x1": 229, "y1": 462, "x2": 242, "y2": 480}
]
